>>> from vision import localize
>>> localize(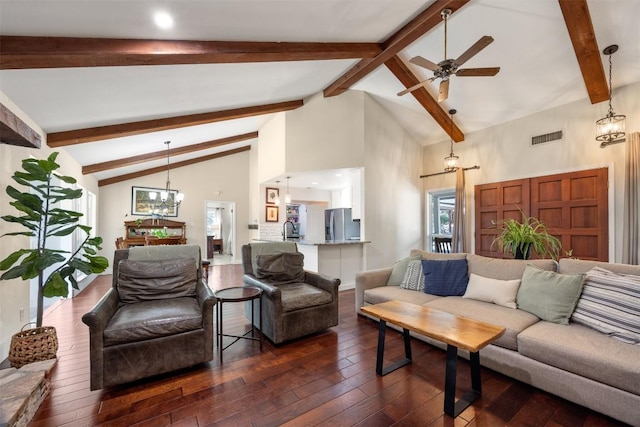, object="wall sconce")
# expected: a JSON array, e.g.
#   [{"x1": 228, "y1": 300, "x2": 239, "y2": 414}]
[{"x1": 596, "y1": 45, "x2": 626, "y2": 147}]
